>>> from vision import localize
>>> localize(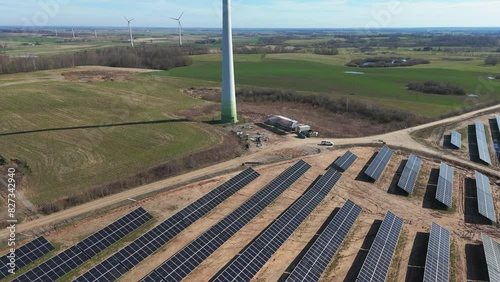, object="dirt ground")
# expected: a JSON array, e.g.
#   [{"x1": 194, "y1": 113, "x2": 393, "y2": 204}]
[
  {"x1": 415, "y1": 113, "x2": 500, "y2": 170},
  {"x1": 5, "y1": 146, "x2": 498, "y2": 282}
]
